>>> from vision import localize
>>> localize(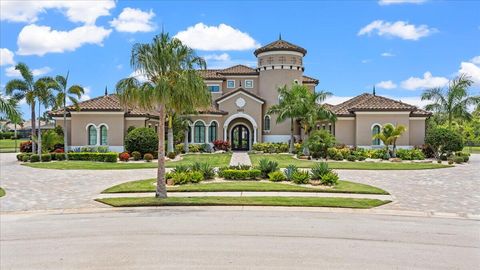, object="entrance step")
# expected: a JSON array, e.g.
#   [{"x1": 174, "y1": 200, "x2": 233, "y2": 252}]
[{"x1": 229, "y1": 152, "x2": 252, "y2": 167}]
